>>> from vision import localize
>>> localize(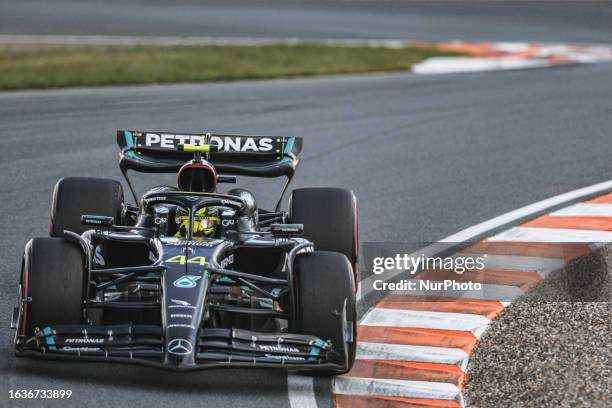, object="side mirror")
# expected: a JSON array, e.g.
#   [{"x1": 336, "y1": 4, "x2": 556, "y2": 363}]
[
  {"x1": 218, "y1": 175, "x2": 237, "y2": 184},
  {"x1": 270, "y1": 223, "x2": 303, "y2": 237},
  {"x1": 81, "y1": 215, "x2": 114, "y2": 228}
]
